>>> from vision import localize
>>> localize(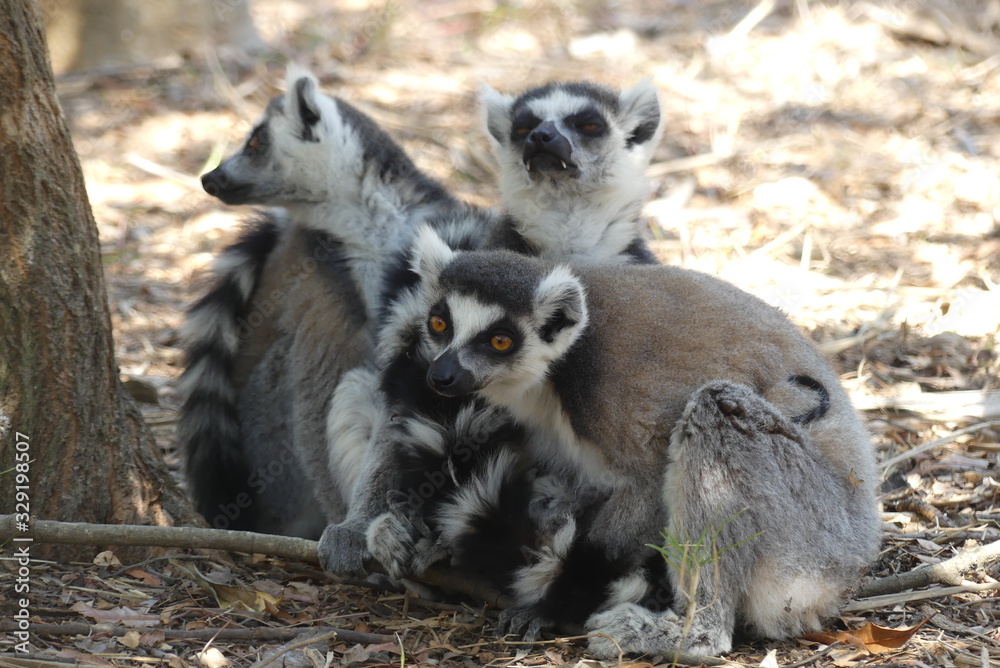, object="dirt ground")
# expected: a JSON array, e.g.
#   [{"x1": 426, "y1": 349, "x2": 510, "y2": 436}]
[{"x1": 9, "y1": 0, "x2": 1000, "y2": 666}]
